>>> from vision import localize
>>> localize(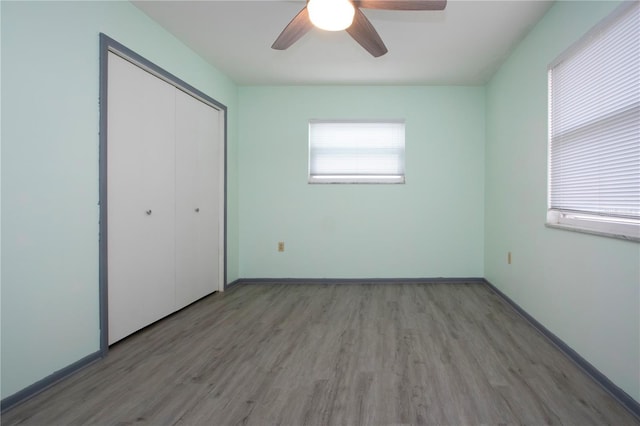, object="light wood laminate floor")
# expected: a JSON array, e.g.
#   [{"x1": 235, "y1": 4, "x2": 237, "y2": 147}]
[{"x1": 2, "y1": 283, "x2": 638, "y2": 425}]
